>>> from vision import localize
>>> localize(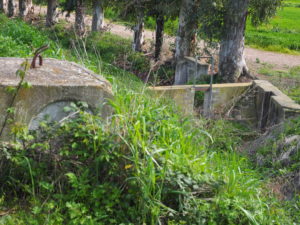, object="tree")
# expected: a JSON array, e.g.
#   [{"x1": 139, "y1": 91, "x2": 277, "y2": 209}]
[
  {"x1": 221, "y1": 0, "x2": 283, "y2": 82},
  {"x1": 145, "y1": 0, "x2": 179, "y2": 61},
  {"x1": 61, "y1": 0, "x2": 86, "y2": 36},
  {"x1": 46, "y1": 0, "x2": 57, "y2": 27},
  {"x1": 174, "y1": 0, "x2": 199, "y2": 84},
  {"x1": 146, "y1": 0, "x2": 179, "y2": 61},
  {"x1": 0, "y1": 0, "x2": 6, "y2": 13},
  {"x1": 197, "y1": 0, "x2": 283, "y2": 83},
  {"x1": 75, "y1": 0, "x2": 85, "y2": 36},
  {"x1": 7, "y1": 0, "x2": 14, "y2": 17},
  {"x1": 132, "y1": 0, "x2": 145, "y2": 52},
  {"x1": 18, "y1": 0, "x2": 32, "y2": 18},
  {"x1": 154, "y1": 14, "x2": 164, "y2": 60},
  {"x1": 91, "y1": 0, "x2": 104, "y2": 32},
  {"x1": 218, "y1": 0, "x2": 250, "y2": 83},
  {"x1": 108, "y1": 0, "x2": 146, "y2": 52},
  {"x1": 175, "y1": 0, "x2": 198, "y2": 61}
]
